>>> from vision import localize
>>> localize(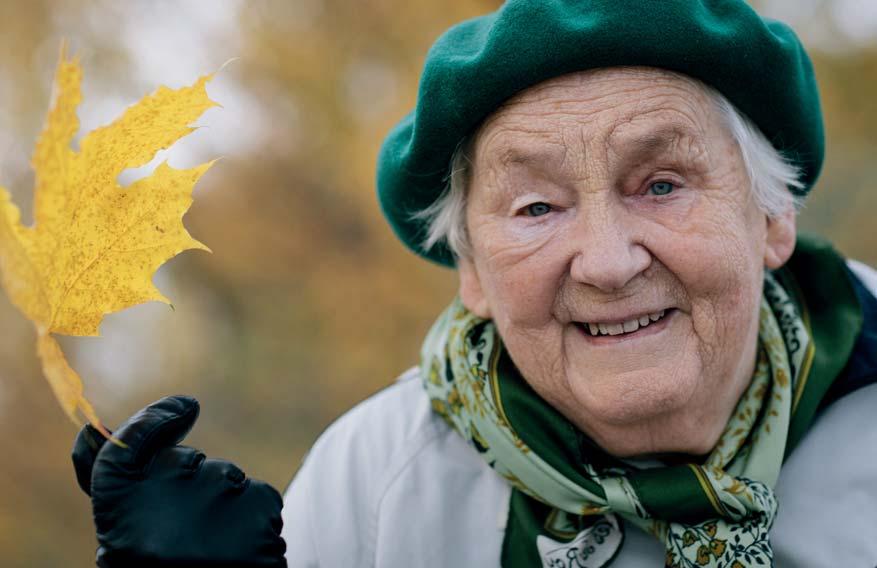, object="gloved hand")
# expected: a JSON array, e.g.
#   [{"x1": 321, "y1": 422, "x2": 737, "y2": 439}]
[{"x1": 71, "y1": 395, "x2": 287, "y2": 567}]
